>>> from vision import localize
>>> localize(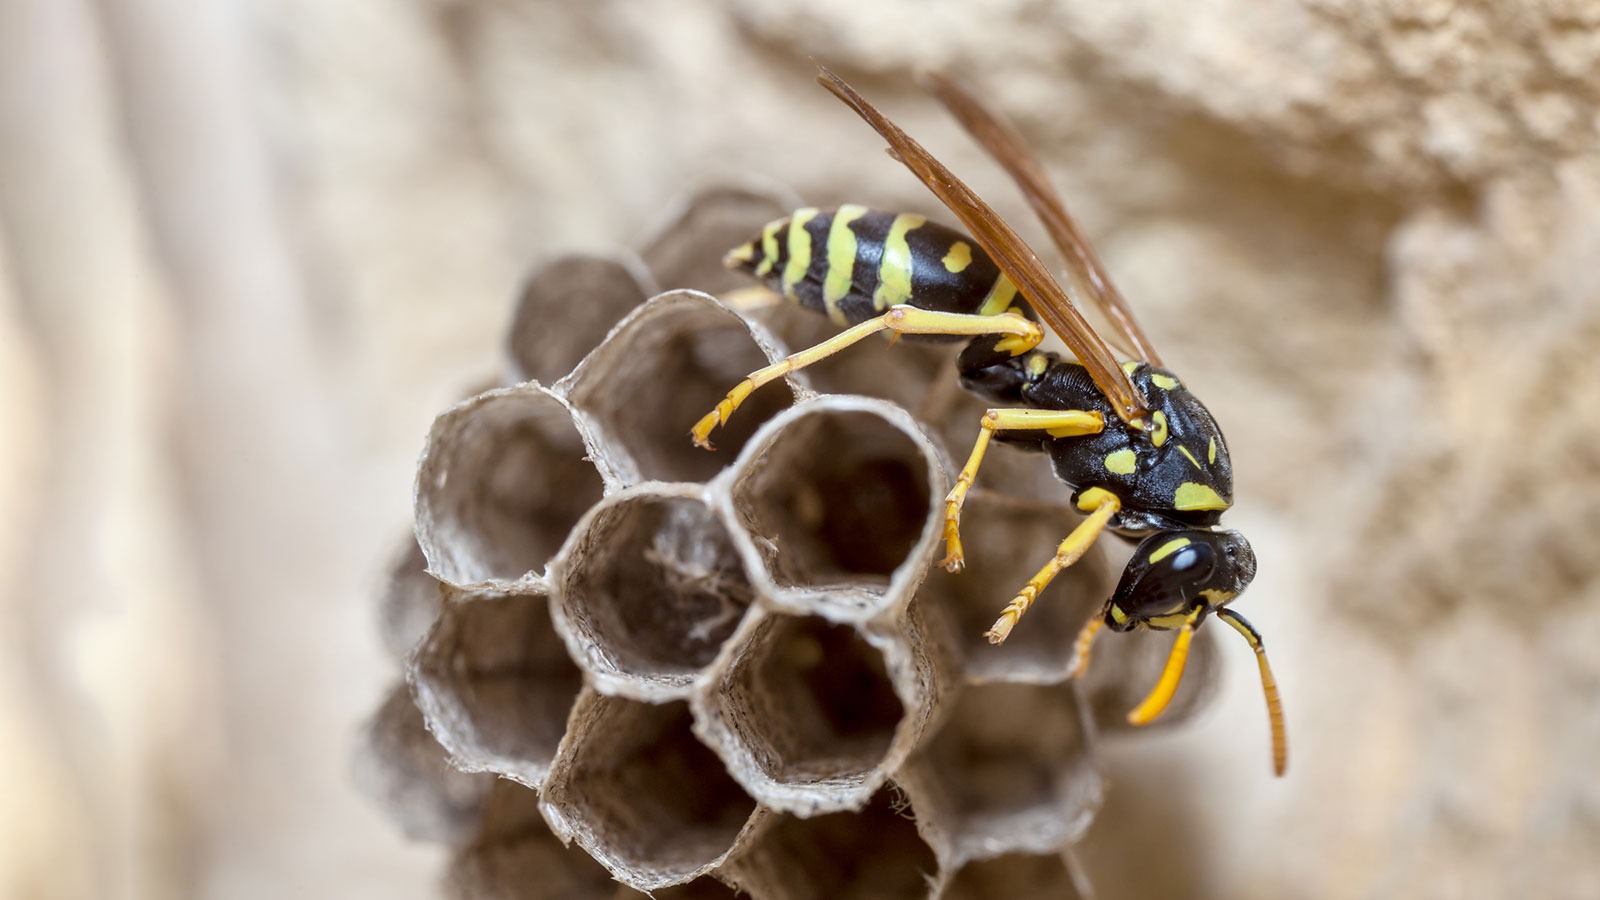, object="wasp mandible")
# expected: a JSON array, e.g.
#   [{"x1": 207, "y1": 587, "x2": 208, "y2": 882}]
[{"x1": 693, "y1": 66, "x2": 1286, "y2": 776}]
